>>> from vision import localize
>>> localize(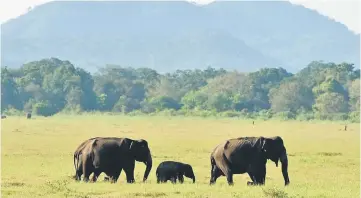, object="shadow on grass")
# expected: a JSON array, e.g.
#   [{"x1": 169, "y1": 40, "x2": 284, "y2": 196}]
[
  {"x1": 44, "y1": 179, "x2": 109, "y2": 198},
  {"x1": 132, "y1": 192, "x2": 167, "y2": 197},
  {"x1": 2, "y1": 182, "x2": 25, "y2": 187},
  {"x1": 262, "y1": 188, "x2": 289, "y2": 198},
  {"x1": 317, "y1": 152, "x2": 342, "y2": 157}
]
